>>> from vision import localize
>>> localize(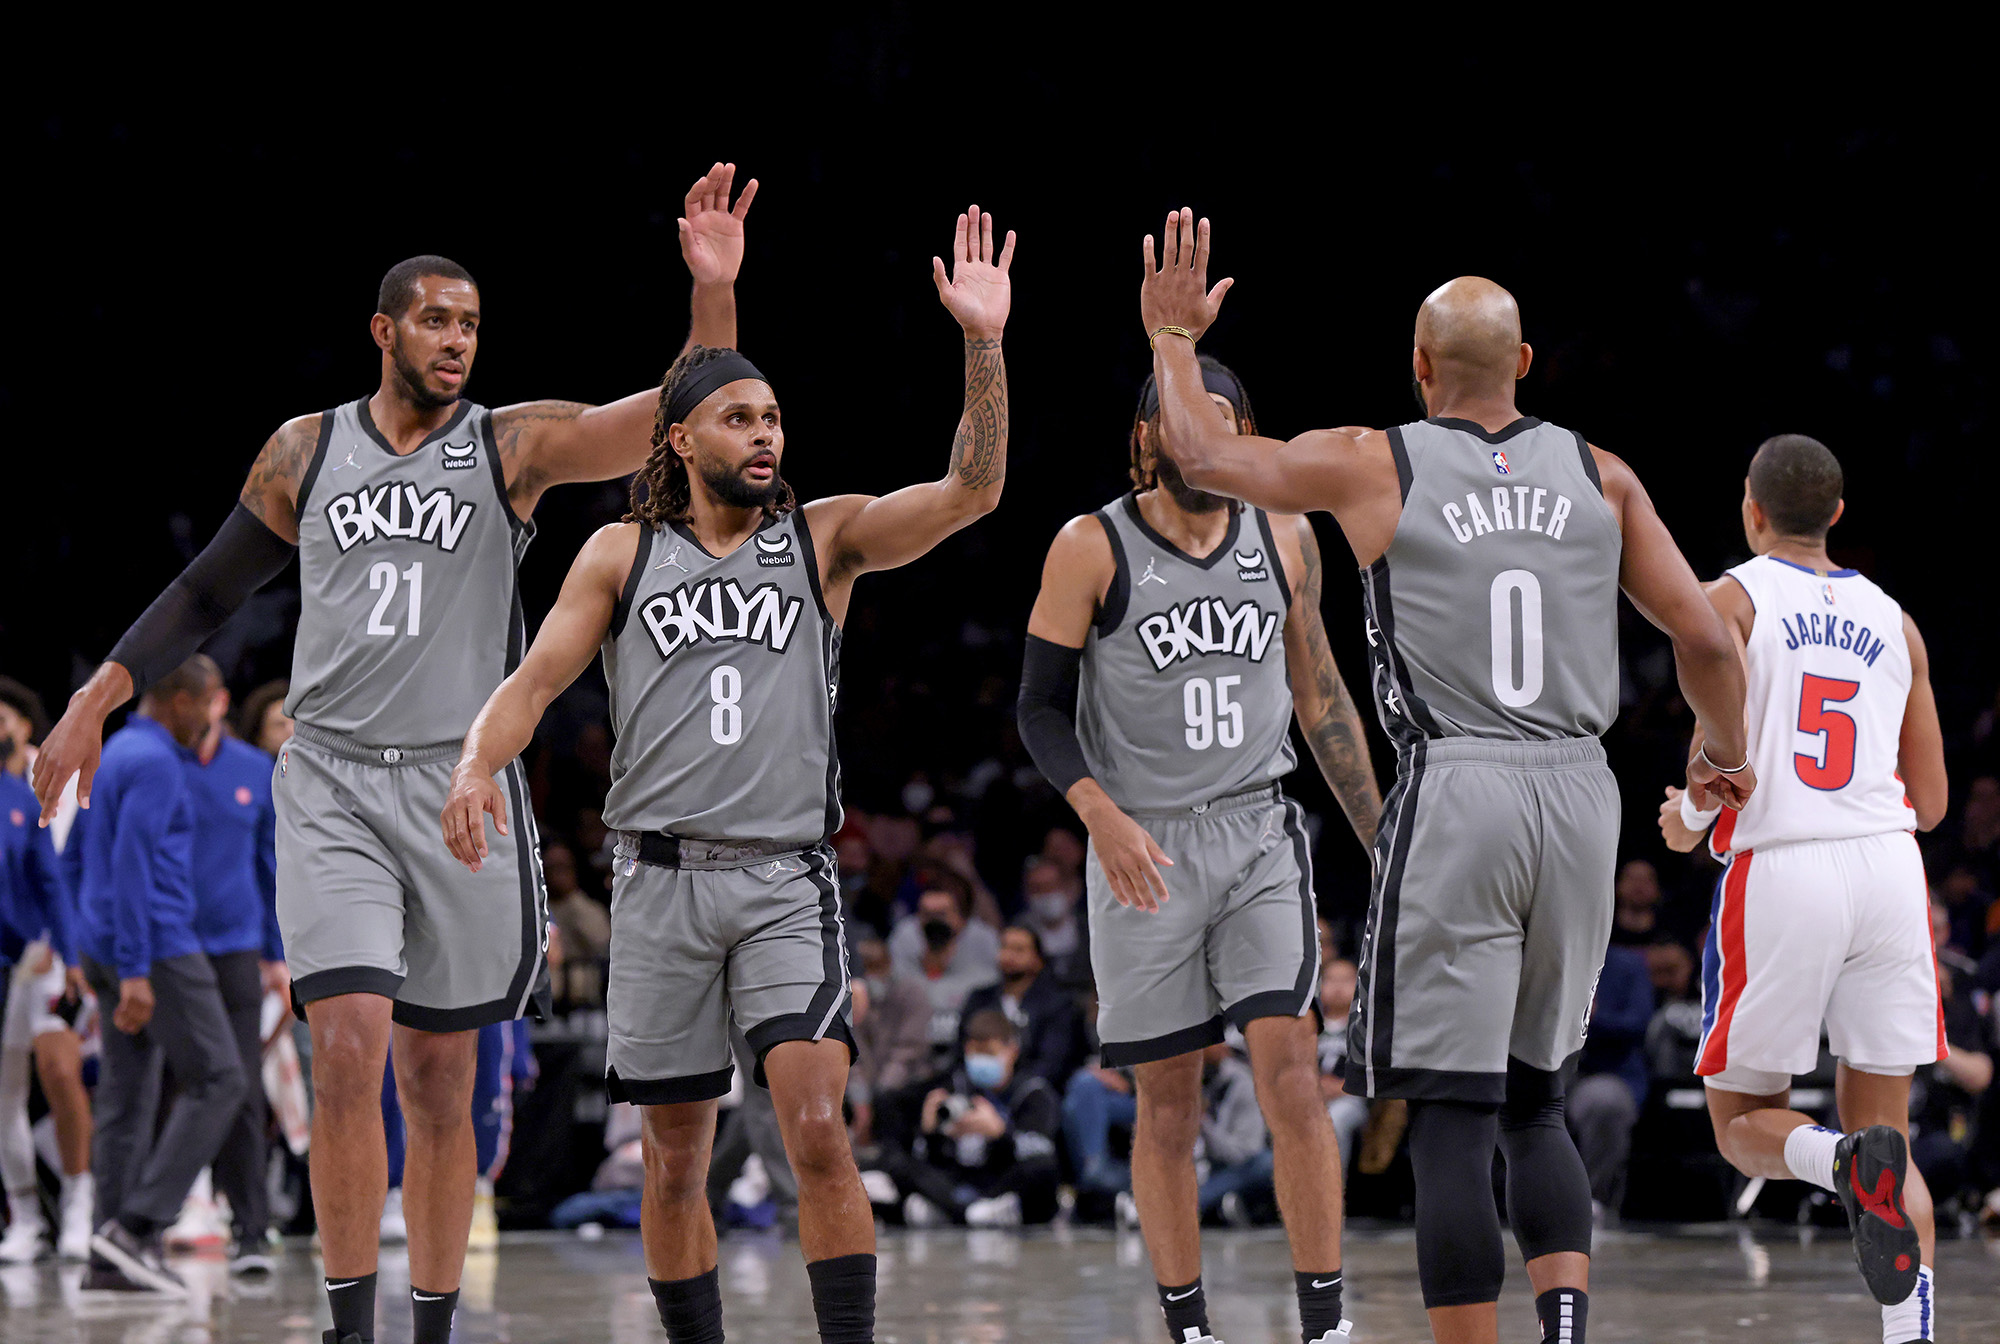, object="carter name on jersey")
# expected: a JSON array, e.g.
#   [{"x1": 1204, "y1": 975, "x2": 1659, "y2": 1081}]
[
  {"x1": 1440, "y1": 486, "x2": 1577, "y2": 545},
  {"x1": 326, "y1": 481, "x2": 477, "y2": 553},
  {"x1": 1136, "y1": 597, "x2": 1280, "y2": 671},
  {"x1": 641, "y1": 578, "x2": 805, "y2": 660}
]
